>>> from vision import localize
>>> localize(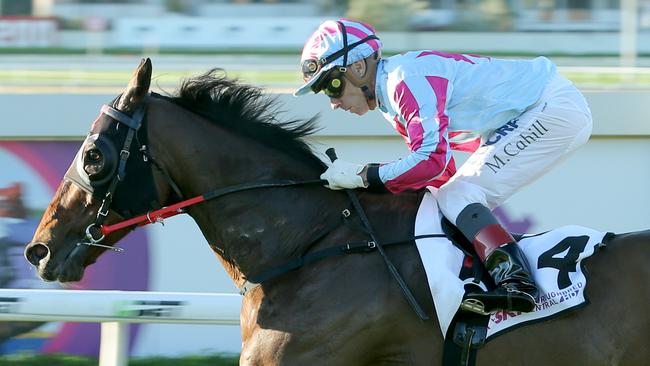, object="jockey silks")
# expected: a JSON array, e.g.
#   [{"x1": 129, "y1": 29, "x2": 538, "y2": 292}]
[
  {"x1": 368, "y1": 52, "x2": 592, "y2": 226},
  {"x1": 437, "y1": 73, "x2": 593, "y2": 223},
  {"x1": 371, "y1": 52, "x2": 558, "y2": 193}
]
